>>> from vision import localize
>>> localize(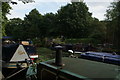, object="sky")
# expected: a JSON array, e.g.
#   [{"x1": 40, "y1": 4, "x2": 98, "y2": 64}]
[{"x1": 6, "y1": 0, "x2": 115, "y2": 21}]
